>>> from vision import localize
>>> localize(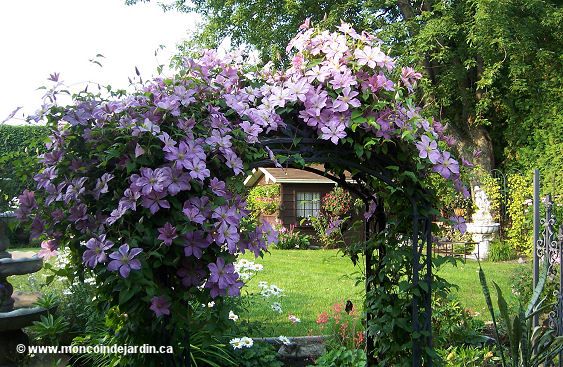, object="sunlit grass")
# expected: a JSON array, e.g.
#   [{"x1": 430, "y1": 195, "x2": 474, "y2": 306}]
[{"x1": 8, "y1": 247, "x2": 522, "y2": 337}]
